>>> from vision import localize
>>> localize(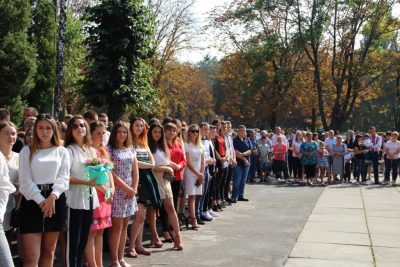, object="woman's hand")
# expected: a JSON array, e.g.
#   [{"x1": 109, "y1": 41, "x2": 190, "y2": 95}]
[
  {"x1": 39, "y1": 194, "x2": 57, "y2": 218},
  {"x1": 87, "y1": 177, "x2": 97, "y2": 187},
  {"x1": 124, "y1": 187, "x2": 135, "y2": 199},
  {"x1": 164, "y1": 166, "x2": 174, "y2": 174}
]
